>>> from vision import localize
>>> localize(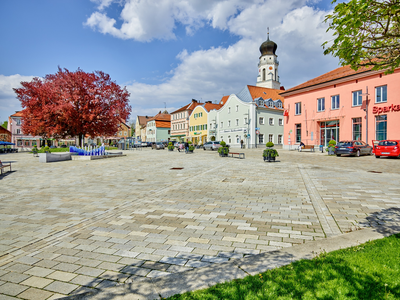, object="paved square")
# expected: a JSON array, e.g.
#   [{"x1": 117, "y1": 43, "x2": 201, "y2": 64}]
[{"x1": 1, "y1": 148, "x2": 399, "y2": 299}]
